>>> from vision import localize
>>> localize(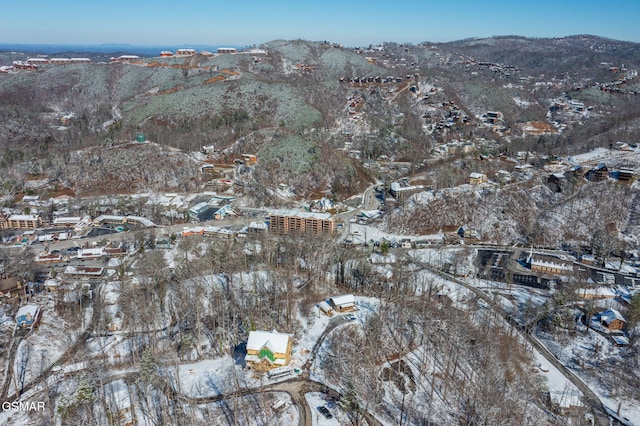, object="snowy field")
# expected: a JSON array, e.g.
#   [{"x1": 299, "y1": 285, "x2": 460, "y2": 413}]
[{"x1": 349, "y1": 223, "x2": 443, "y2": 245}]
